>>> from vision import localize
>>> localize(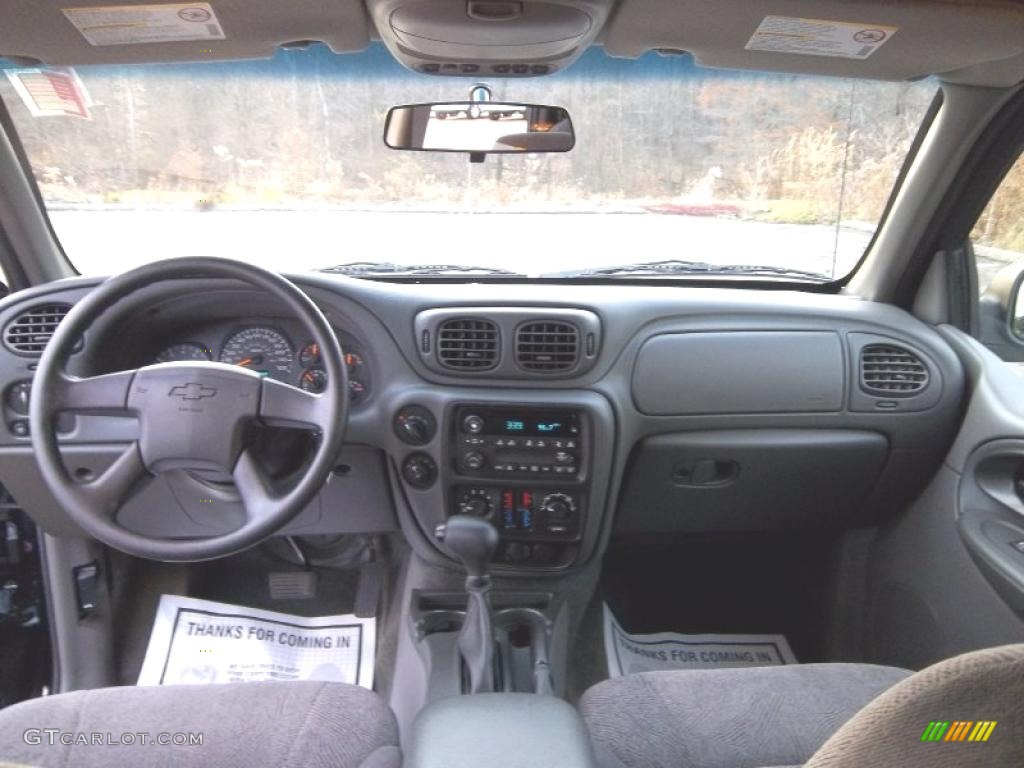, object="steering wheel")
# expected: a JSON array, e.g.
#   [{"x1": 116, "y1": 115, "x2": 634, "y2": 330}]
[{"x1": 29, "y1": 257, "x2": 349, "y2": 562}]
